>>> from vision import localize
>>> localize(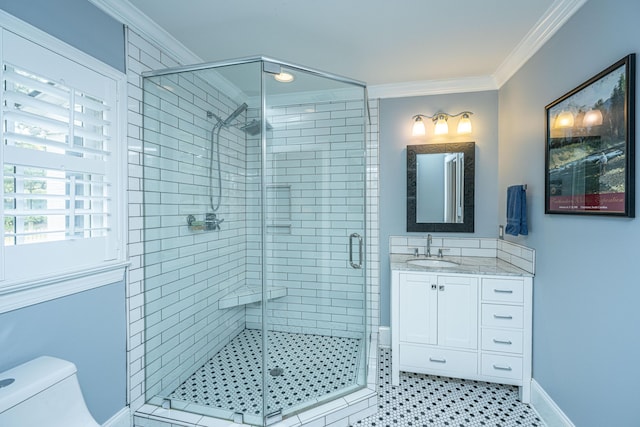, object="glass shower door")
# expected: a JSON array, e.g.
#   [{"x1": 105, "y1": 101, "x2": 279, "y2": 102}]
[
  {"x1": 142, "y1": 60, "x2": 269, "y2": 423},
  {"x1": 261, "y1": 62, "x2": 368, "y2": 423},
  {"x1": 141, "y1": 57, "x2": 368, "y2": 427}
]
